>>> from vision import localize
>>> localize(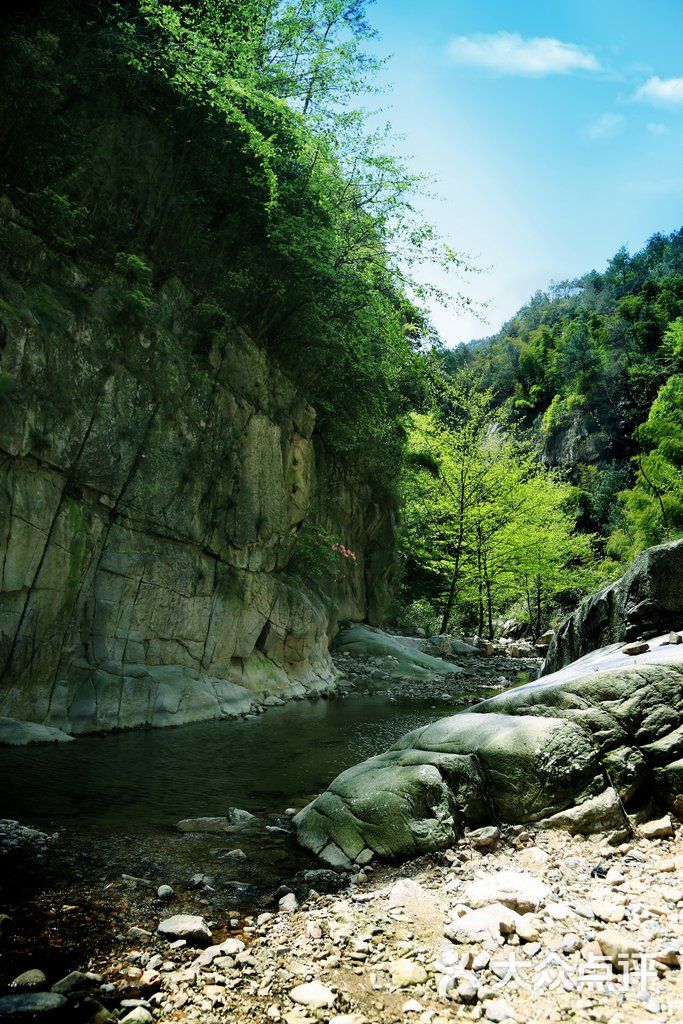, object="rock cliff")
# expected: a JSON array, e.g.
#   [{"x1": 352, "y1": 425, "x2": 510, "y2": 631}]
[
  {"x1": 543, "y1": 539, "x2": 683, "y2": 674},
  {"x1": 0, "y1": 203, "x2": 395, "y2": 735}
]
